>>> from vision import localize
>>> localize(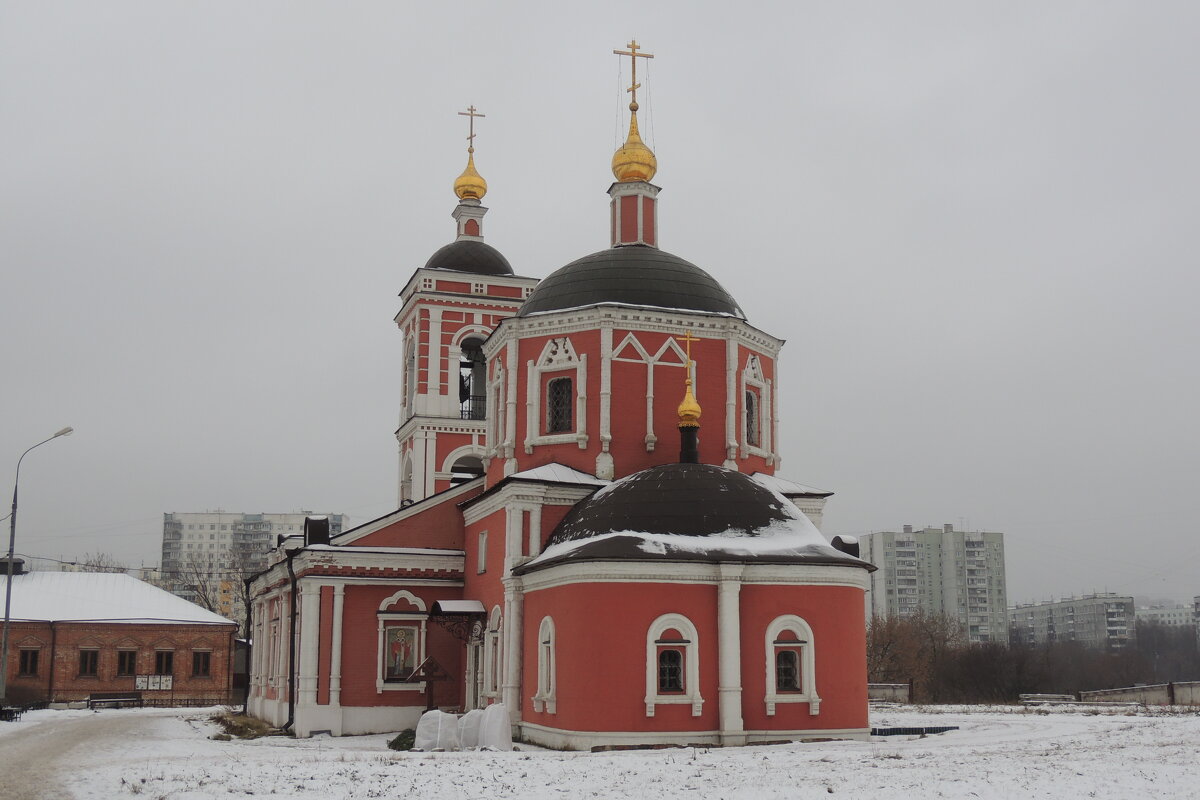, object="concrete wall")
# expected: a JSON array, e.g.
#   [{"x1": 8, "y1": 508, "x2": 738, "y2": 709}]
[
  {"x1": 1080, "y1": 681, "x2": 1200, "y2": 705},
  {"x1": 868, "y1": 683, "x2": 911, "y2": 703}
]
